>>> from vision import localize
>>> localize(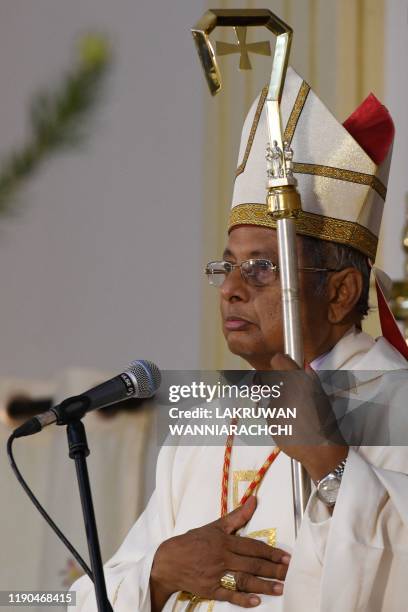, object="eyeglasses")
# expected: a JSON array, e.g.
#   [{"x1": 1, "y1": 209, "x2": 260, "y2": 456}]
[{"x1": 205, "y1": 259, "x2": 340, "y2": 288}]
